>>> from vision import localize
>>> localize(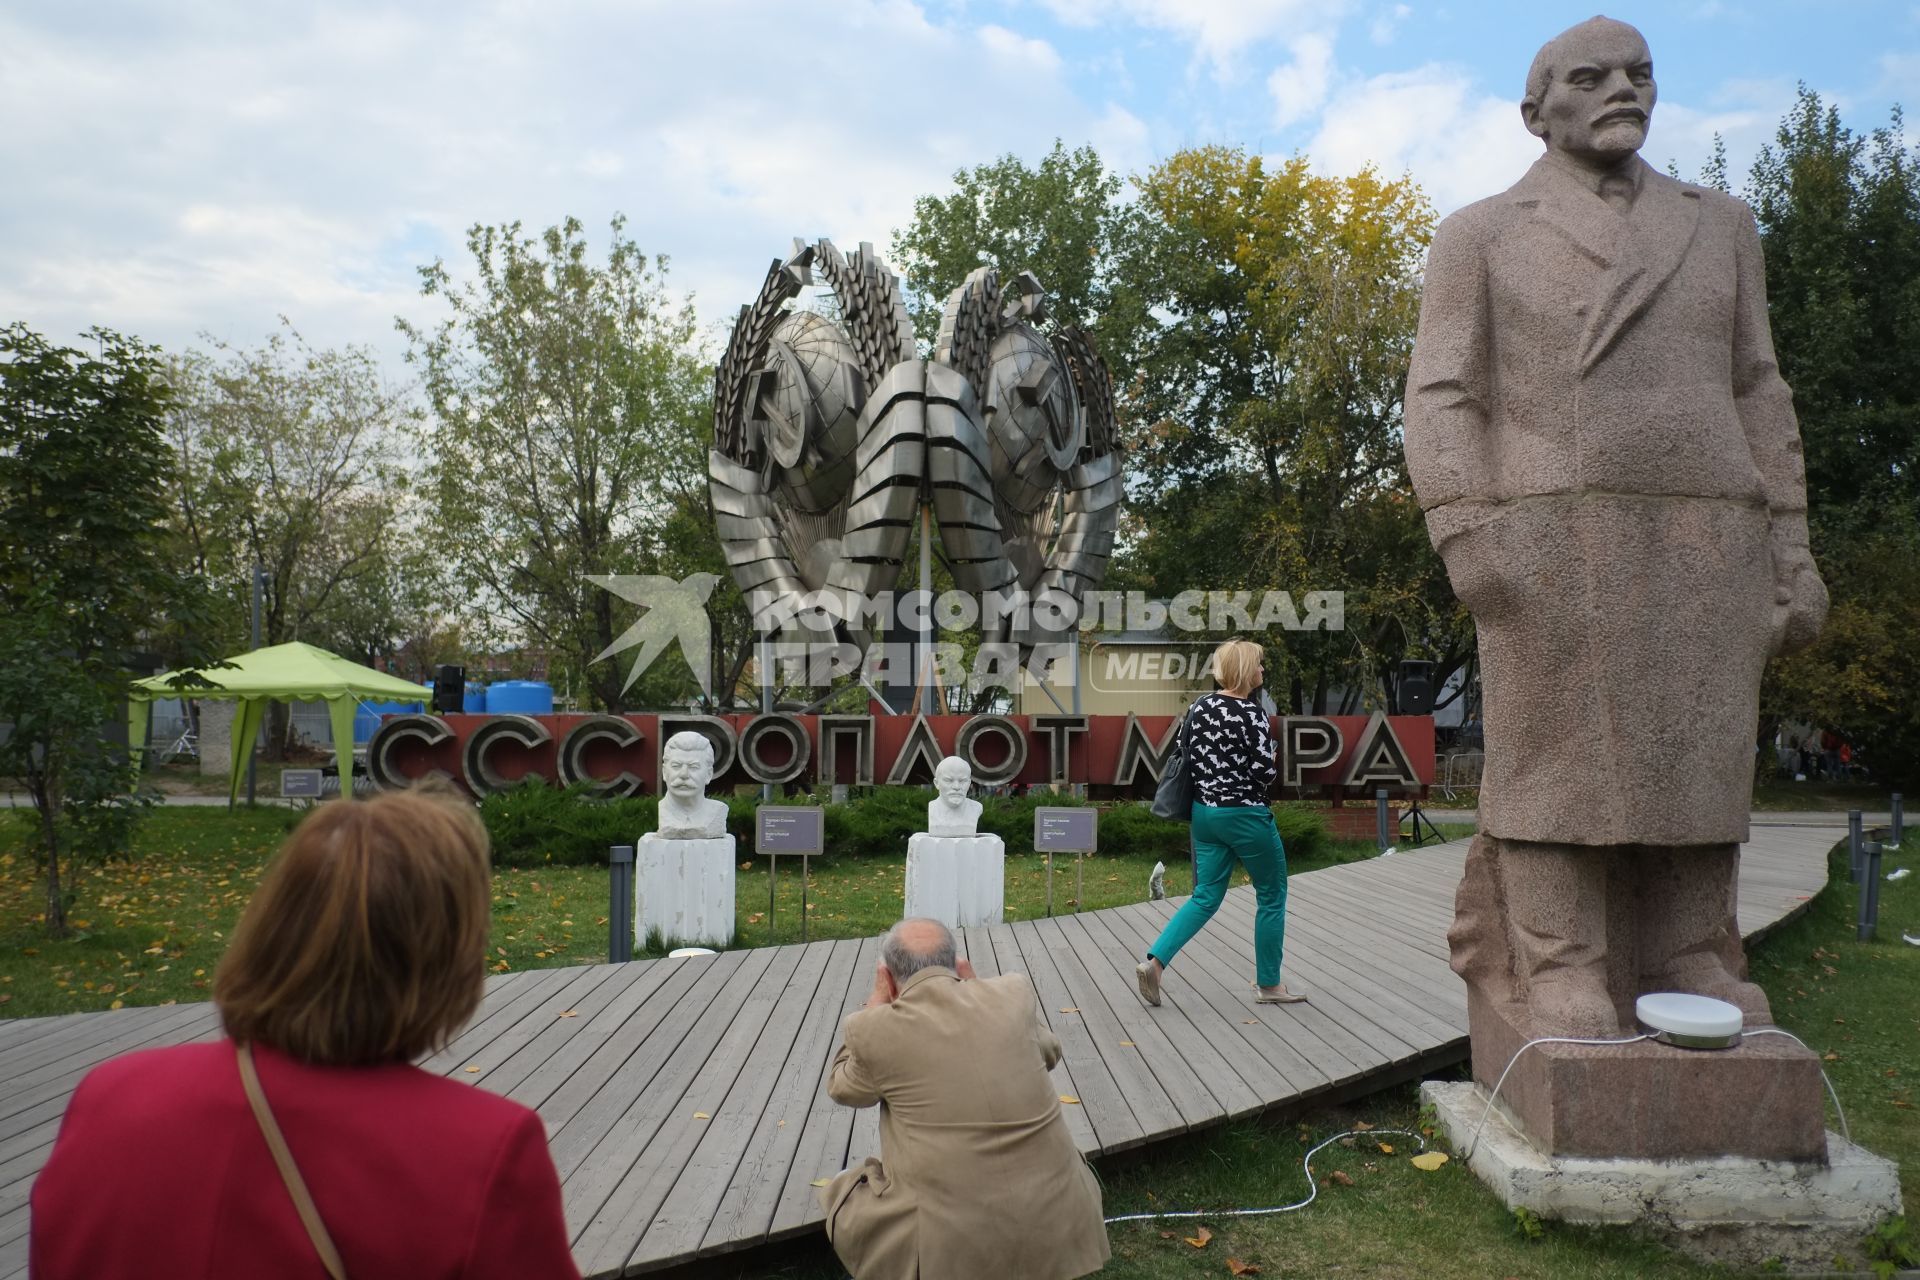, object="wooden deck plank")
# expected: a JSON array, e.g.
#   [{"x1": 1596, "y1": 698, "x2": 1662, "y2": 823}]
[
  {"x1": 1070, "y1": 906, "x2": 1285, "y2": 1113},
  {"x1": 1089, "y1": 900, "x2": 1321, "y2": 1095},
  {"x1": 0, "y1": 827, "x2": 1836, "y2": 1280},
  {"x1": 1141, "y1": 898, "x2": 1384, "y2": 1078},
  {"x1": 588, "y1": 943, "x2": 816, "y2": 1275},
  {"x1": 699, "y1": 936, "x2": 864, "y2": 1257},
  {"x1": 995, "y1": 916, "x2": 1155, "y2": 1152},
  {"x1": 418, "y1": 965, "x2": 581, "y2": 1076},
  {"x1": 639, "y1": 942, "x2": 835, "y2": 1267},
  {"x1": 768, "y1": 933, "x2": 883, "y2": 1238},
  {"x1": 0, "y1": 1004, "x2": 221, "y2": 1136},
  {"x1": 966, "y1": 920, "x2": 1101, "y2": 1153},
  {"x1": 1055, "y1": 911, "x2": 1268, "y2": 1120},
  {"x1": 566, "y1": 946, "x2": 790, "y2": 1274},
  {"x1": 1197, "y1": 891, "x2": 1453, "y2": 1059},
  {"x1": 505, "y1": 958, "x2": 694, "y2": 1113}
]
